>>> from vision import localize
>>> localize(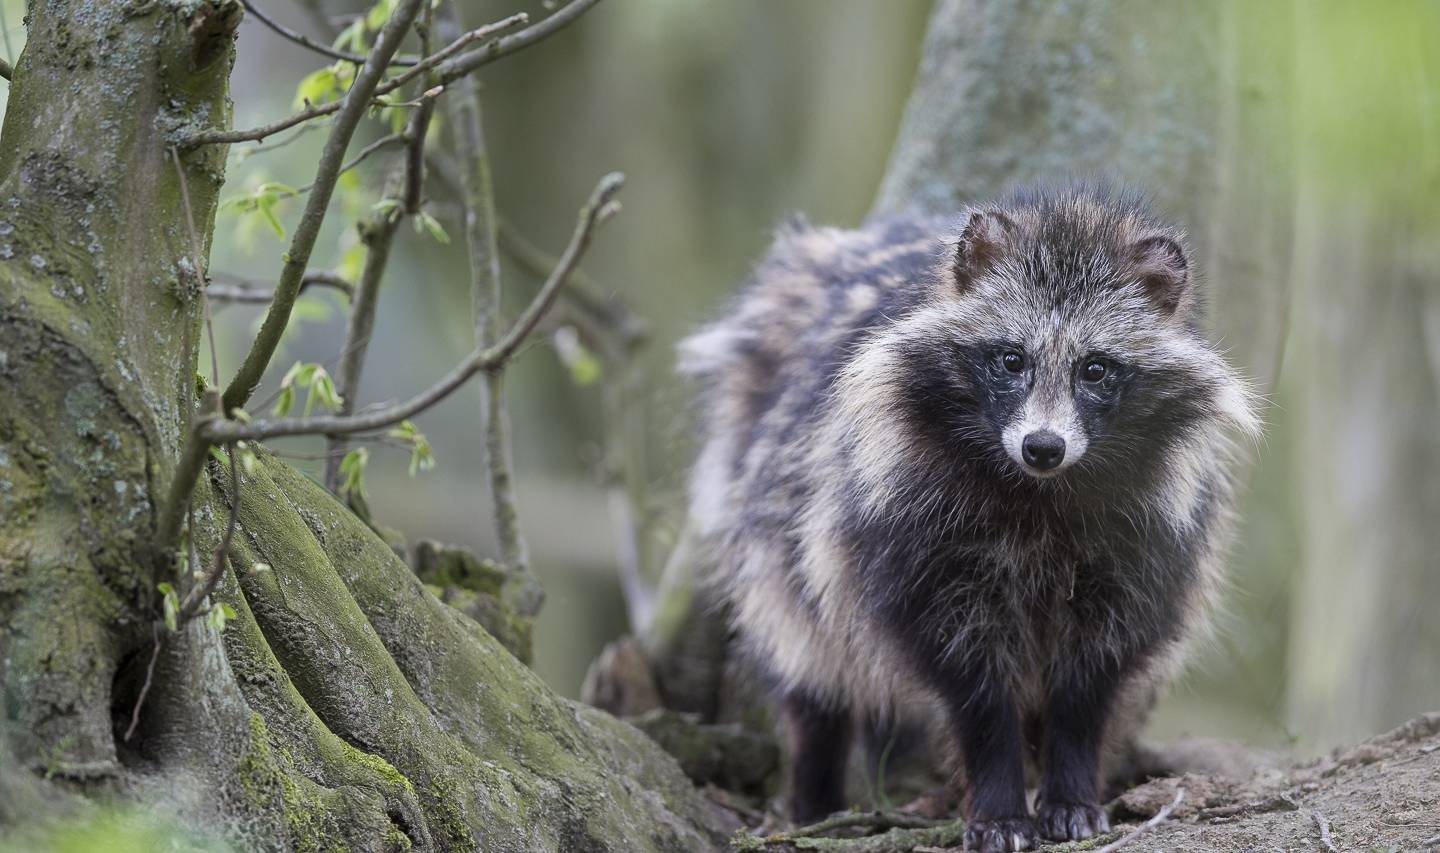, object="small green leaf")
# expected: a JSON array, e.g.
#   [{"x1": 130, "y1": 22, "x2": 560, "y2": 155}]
[
  {"x1": 273, "y1": 384, "x2": 295, "y2": 418},
  {"x1": 207, "y1": 601, "x2": 238, "y2": 632},
  {"x1": 409, "y1": 437, "x2": 435, "y2": 477},
  {"x1": 338, "y1": 448, "x2": 369, "y2": 498},
  {"x1": 387, "y1": 420, "x2": 435, "y2": 477},
  {"x1": 292, "y1": 296, "x2": 333, "y2": 325},
  {"x1": 334, "y1": 18, "x2": 367, "y2": 54},
  {"x1": 338, "y1": 242, "x2": 367, "y2": 283},
  {"x1": 257, "y1": 197, "x2": 285, "y2": 238},
  {"x1": 553, "y1": 326, "x2": 603, "y2": 386},
  {"x1": 159, "y1": 583, "x2": 180, "y2": 632},
  {"x1": 415, "y1": 212, "x2": 450, "y2": 244},
  {"x1": 209, "y1": 446, "x2": 231, "y2": 465},
  {"x1": 365, "y1": 0, "x2": 399, "y2": 30},
  {"x1": 293, "y1": 64, "x2": 354, "y2": 110}
]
